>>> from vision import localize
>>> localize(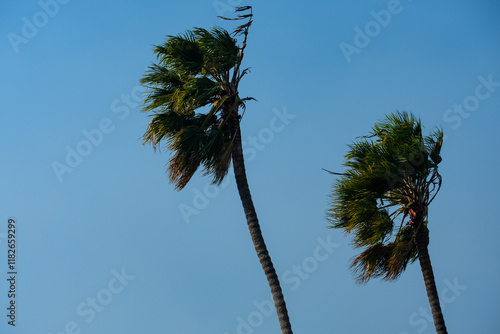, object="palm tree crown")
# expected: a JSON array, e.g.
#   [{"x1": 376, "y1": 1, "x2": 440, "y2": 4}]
[
  {"x1": 141, "y1": 7, "x2": 253, "y2": 189},
  {"x1": 328, "y1": 111, "x2": 448, "y2": 333},
  {"x1": 329, "y1": 111, "x2": 443, "y2": 282}
]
